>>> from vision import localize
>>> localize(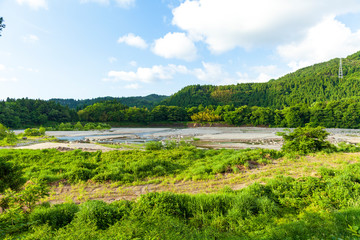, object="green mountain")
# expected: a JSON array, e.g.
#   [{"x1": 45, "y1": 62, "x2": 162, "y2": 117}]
[
  {"x1": 161, "y1": 51, "x2": 360, "y2": 109},
  {"x1": 51, "y1": 94, "x2": 168, "y2": 110}
]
